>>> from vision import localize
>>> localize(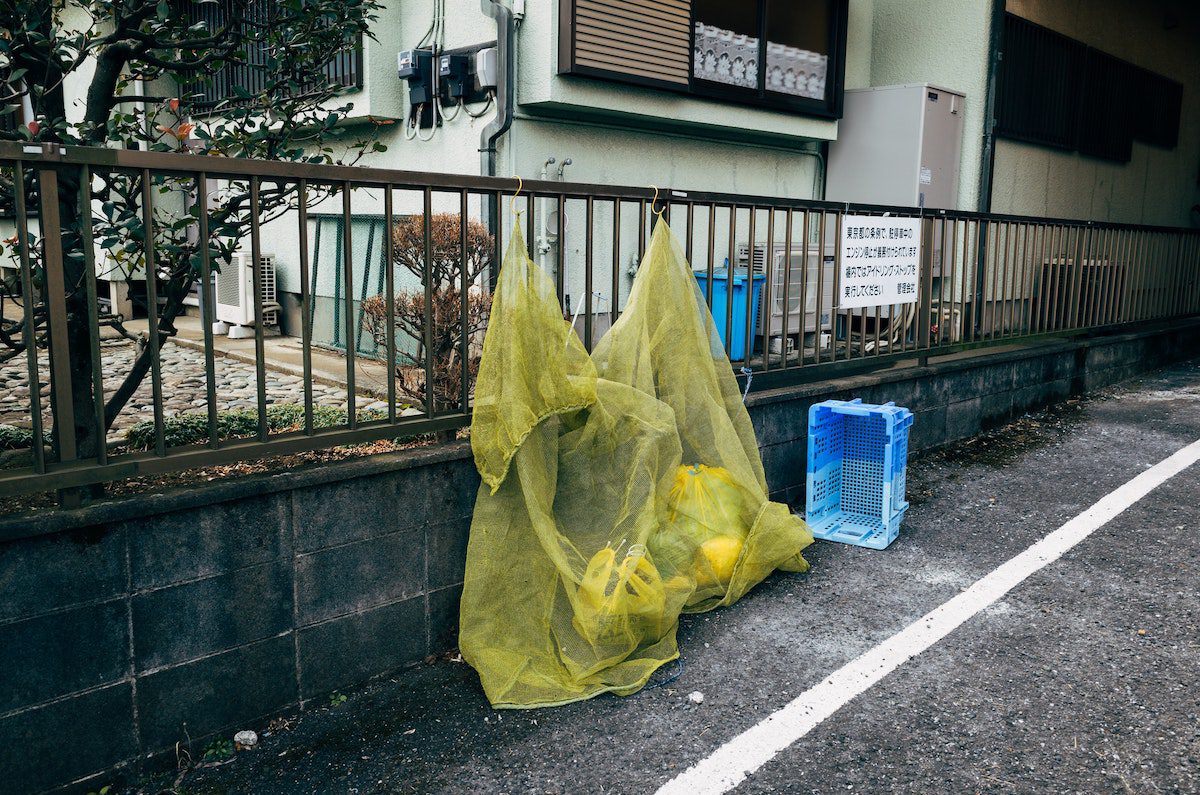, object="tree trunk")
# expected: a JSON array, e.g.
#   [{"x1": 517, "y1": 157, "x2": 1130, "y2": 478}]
[
  {"x1": 54, "y1": 168, "x2": 106, "y2": 465},
  {"x1": 103, "y1": 283, "x2": 193, "y2": 430},
  {"x1": 37, "y1": 27, "x2": 151, "y2": 500},
  {"x1": 17, "y1": 7, "x2": 111, "y2": 499}
]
